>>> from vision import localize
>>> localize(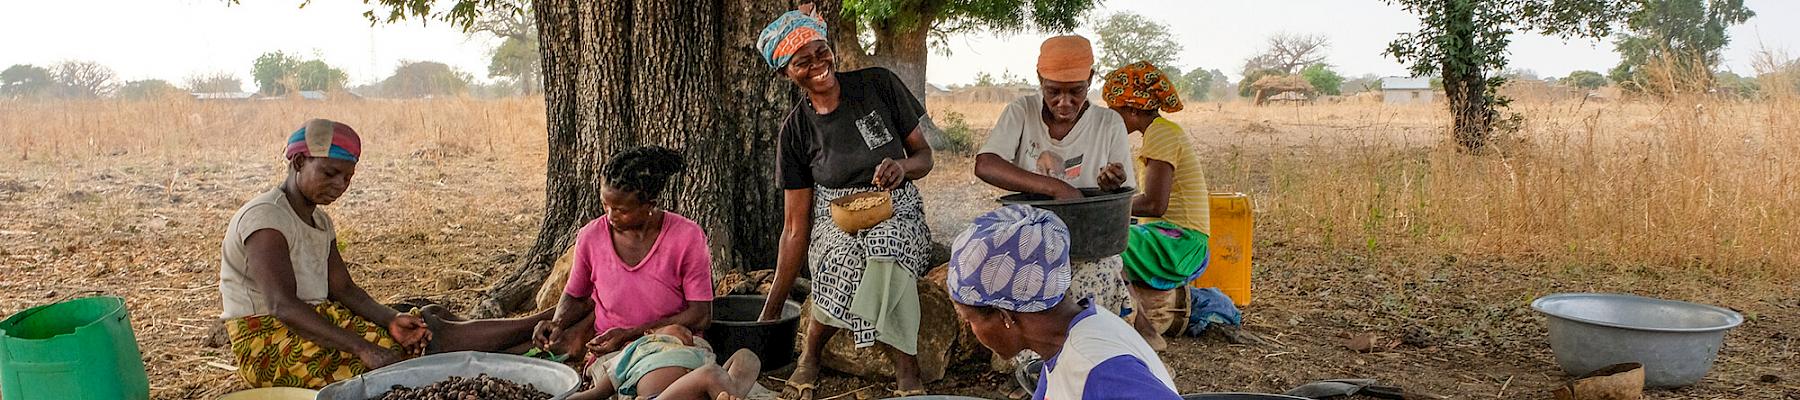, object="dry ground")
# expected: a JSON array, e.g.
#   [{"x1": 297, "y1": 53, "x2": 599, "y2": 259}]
[{"x1": 0, "y1": 98, "x2": 1794, "y2": 399}]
